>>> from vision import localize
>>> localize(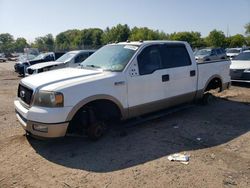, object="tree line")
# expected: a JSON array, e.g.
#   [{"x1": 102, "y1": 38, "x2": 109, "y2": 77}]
[{"x1": 1, "y1": 23, "x2": 250, "y2": 53}]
